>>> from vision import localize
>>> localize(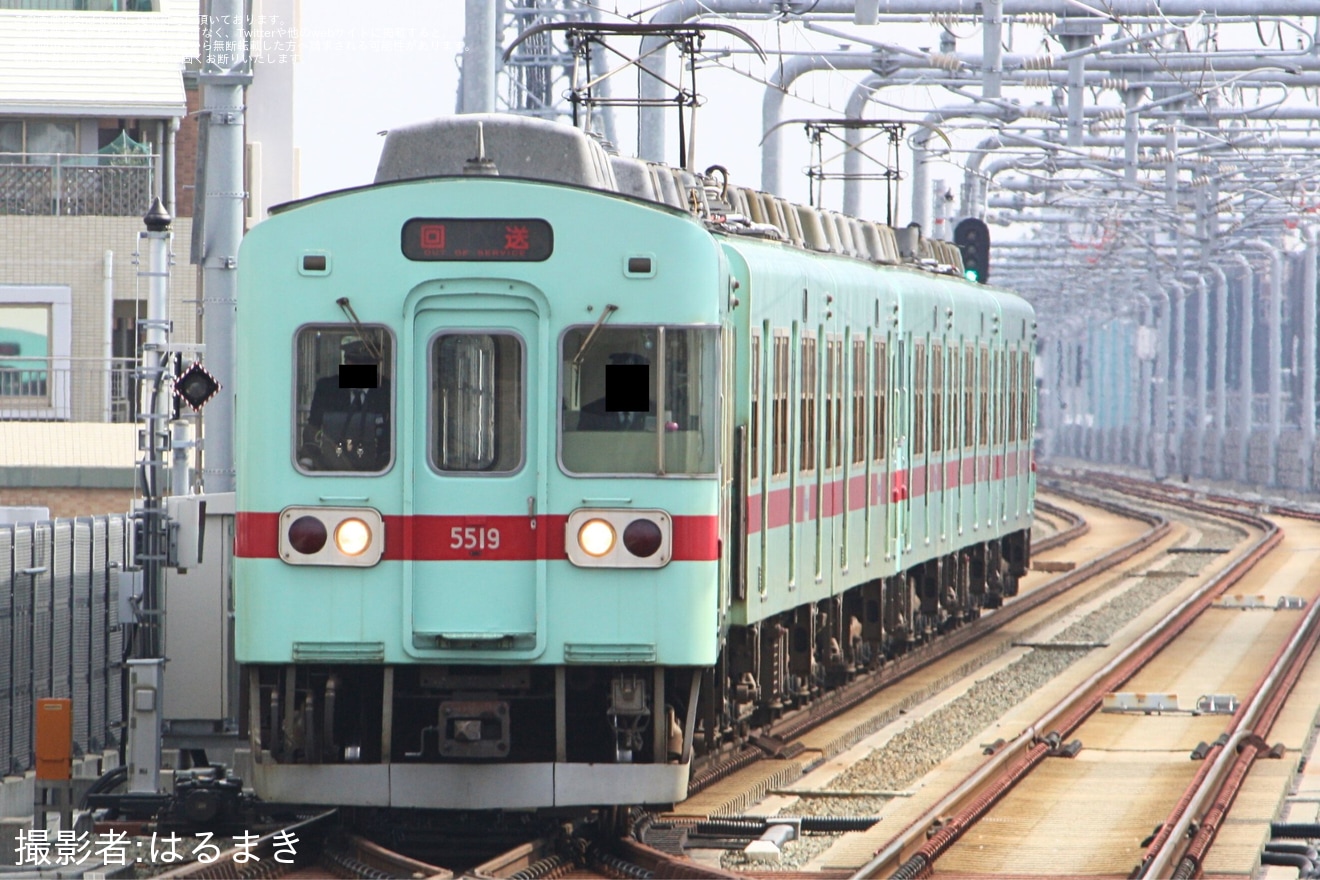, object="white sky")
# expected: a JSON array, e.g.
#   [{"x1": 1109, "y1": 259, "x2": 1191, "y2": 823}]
[
  {"x1": 291, "y1": 0, "x2": 982, "y2": 220},
  {"x1": 290, "y1": 3, "x2": 1309, "y2": 230}
]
